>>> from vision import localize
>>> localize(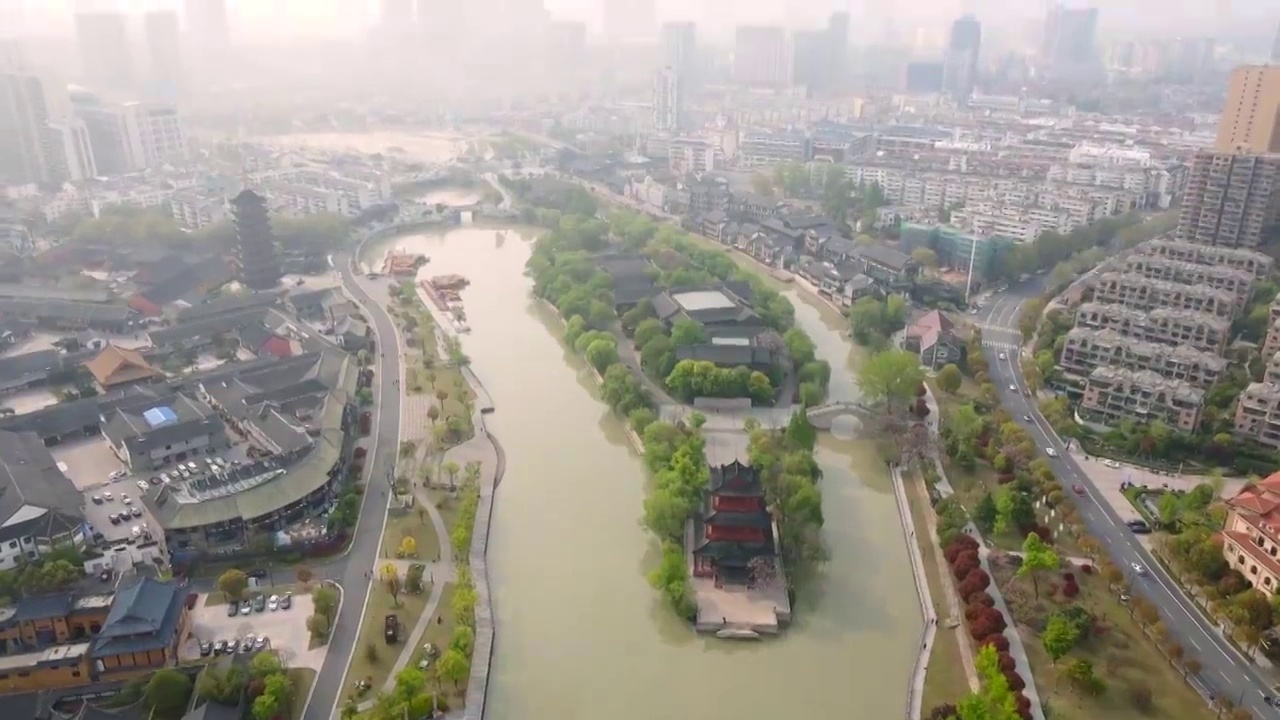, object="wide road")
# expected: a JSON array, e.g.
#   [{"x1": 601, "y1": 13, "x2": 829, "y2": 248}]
[
  {"x1": 981, "y1": 282, "x2": 1275, "y2": 717},
  {"x1": 302, "y1": 250, "x2": 402, "y2": 720}
]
